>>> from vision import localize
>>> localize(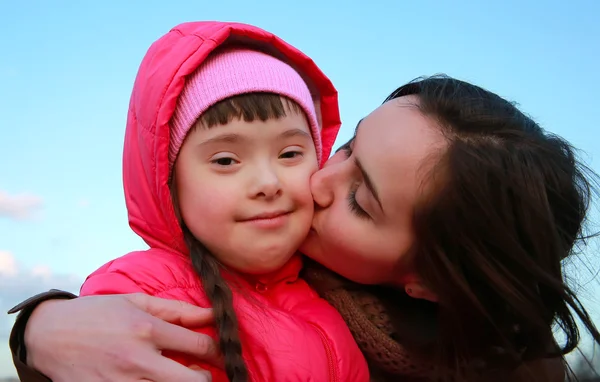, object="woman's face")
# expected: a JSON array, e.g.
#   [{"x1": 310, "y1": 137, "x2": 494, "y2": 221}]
[{"x1": 299, "y1": 96, "x2": 445, "y2": 285}]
